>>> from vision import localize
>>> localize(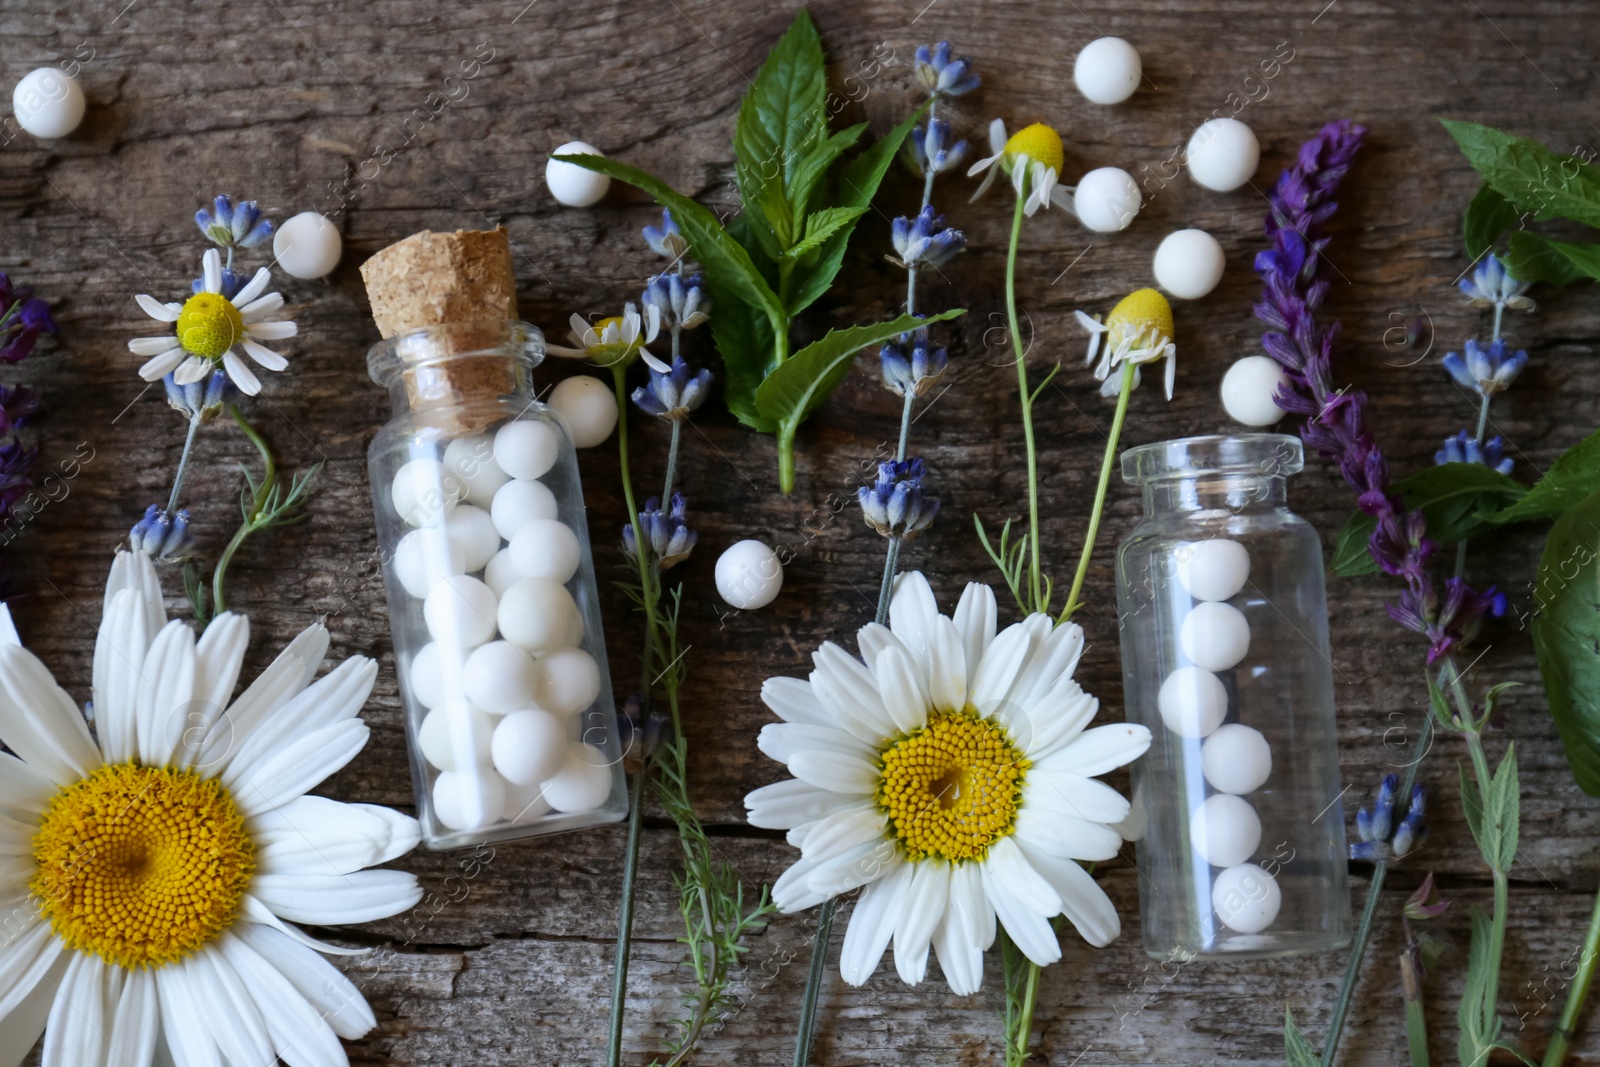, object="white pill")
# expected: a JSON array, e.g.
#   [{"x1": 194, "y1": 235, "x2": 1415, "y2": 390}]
[
  {"x1": 541, "y1": 742, "x2": 614, "y2": 813},
  {"x1": 547, "y1": 140, "x2": 611, "y2": 207},
  {"x1": 443, "y1": 435, "x2": 511, "y2": 507},
  {"x1": 716, "y1": 540, "x2": 784, "y2": 610},
  {"x1": 417, "y1": 700, "x2": 494, "y2": 772},
  {"x1": 484, "y1": 548, "x2": 521, "y2": 599},
  {"x1": 1158, "y1": 667, "x2": 1228, "y2": 738},
  {"x1": 406, "y1": 642, "x2": 455, "y2": 709},
  {"x1": 1153, "y1": 229, "x2": 1226, "y2": 300},
  {"x1": 394, "y1": 528, "x2": 465, "y2": 599},
  {"x1": 423, "y1": 574, "x2": 499, "y2": 647},
  {"x1": 392, "y1": 457, "x2": 463, "y2": 527},
  {"x1": 498, "y1": 577, "x2": 583, "y2": 653},
  {"x1": 549, "y1": 375, "x2": 618, "y2": 448},
  {"x1": 490, "y1": 479, "x2": 558, "y2": 540},
  {"x1": 463, "y1": 640, "x2": 539, "y2": 715},
  {"x1": 494, "y1": 420, "x2": 561, "y2": 481},
  {"x1": 509, "y1": 519, "x2": 581, "y2": 583},
  {"x1": 446, "y1": 504, "x2": 501, "y2": 573},
  {"x1": 1212, "y1": 863, "x2": 1281, "y2": 934},
  {"x1": 12, "y1": 68, "x2": 85, "y2": 139},
  {"x1": 491, "y1": 709, "x2": 570, "y2": 785},
  {"x1": 272, "y1": 212, "x2": 342, "y2": 280},
  {"x1": 1201, "y1": 724, "x2": 1273, "y2": 794},
  {"x1": 432, "y1": 768, "x2": 507, "y2": 832},
  {"x1": 502, "y1": 777, "x2": 553, "y2": 825},
  {"x1": 1073, "y1": 167, "x2": 1141, "y2": 233},
  {"x1": 1073, "y1": 37, "x2": 1141, "y2": 105},
  {"x1": 1180, "y1": 601, "x2": 1251, "y2": 671},
  {"x1": 1176, "y1": 539, "x2": 1251, "y2": 601},
  {"x1": 1221, "y1": 355, "x2": 1291, "y2": 426},
  {"x1": 1187, "y1": 117, "x2": 1259, "y2": 192},
  {"x1": 1190, "y1": 794, "x2": 1262, "y2": 867},
  {"x1": 534, "y1": 647, "x2": 602, "y2": 717}
]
